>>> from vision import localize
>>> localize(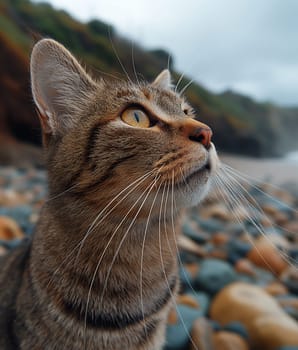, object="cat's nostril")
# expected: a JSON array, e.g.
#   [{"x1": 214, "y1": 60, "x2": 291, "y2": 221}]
[{"x1": 189, "y1": 127, "x2": 212, "y2": 149}]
